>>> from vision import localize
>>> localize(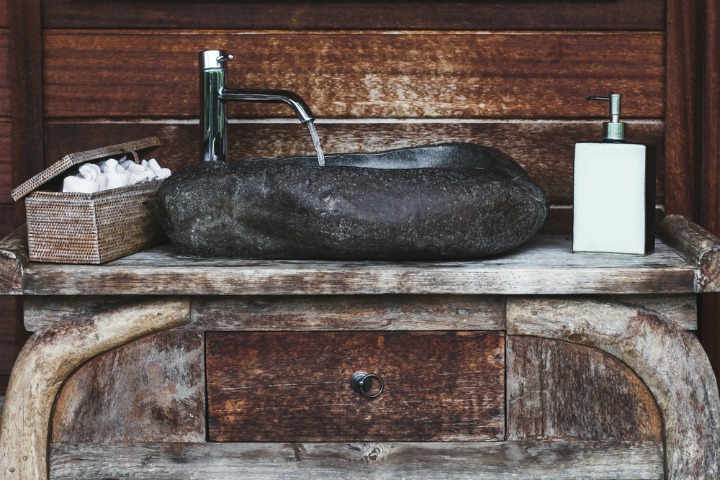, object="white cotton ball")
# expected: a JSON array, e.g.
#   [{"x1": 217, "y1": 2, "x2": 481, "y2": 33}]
[
  {"x1": 62, "y1": 175, "x2": 100, "y2": 193},
  {"x1": 147, "y1": 159, "x2": 162, "y2": 173},
  {"x1": 157, "y1": 168, "x2": 172, "y2": 180},
  {"x1": 102, "y1": 158, "x2": 119, "y2": 174},
  {"x1": 105, "y1": 170, "x2": 132, "y2": 189},
  {"x1": 96, "y1": 172, "x2": 108, "y2": 191},
  {"x1": 79, "y1": 163, "x2": 101, "y2": 181}
]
